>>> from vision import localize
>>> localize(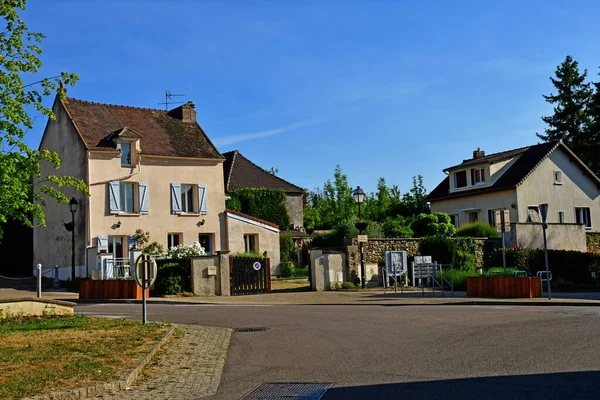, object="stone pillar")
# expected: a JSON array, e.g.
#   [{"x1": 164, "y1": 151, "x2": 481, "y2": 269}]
[{"x1": 217, "y1": 250, "x2": 230, "y2": 296}]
